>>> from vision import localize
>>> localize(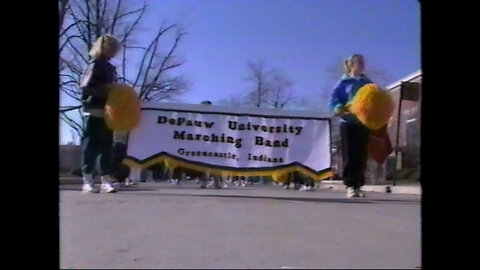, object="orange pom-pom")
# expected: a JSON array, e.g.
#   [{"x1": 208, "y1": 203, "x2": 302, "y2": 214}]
[
  {"x1": 105, "y1": 84, "x2": 141, "y2": 131},
  {"x1": 349, "y1": 84, "x2": 395, "y2": 131}
]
